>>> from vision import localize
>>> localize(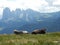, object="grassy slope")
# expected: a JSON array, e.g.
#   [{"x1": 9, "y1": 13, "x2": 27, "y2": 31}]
[{"x1": 0, "y1": 32, "x2": 60, "y2": 45}]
